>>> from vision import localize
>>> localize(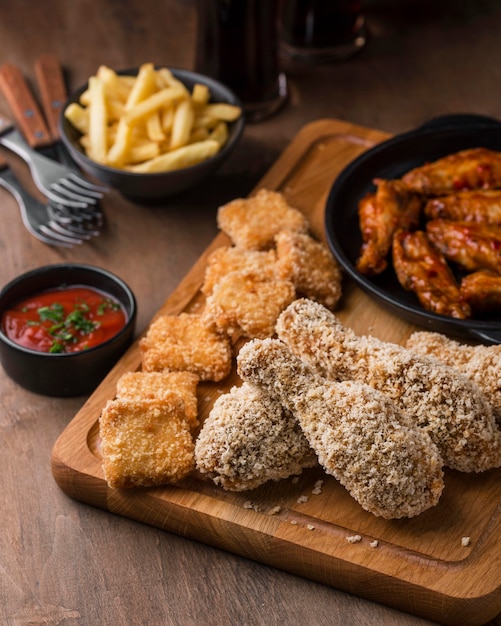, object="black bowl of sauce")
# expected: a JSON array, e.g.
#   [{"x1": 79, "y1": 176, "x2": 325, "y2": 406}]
[{"x1": 0, "y1": 264, "x2": 137, "y2": 396}]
